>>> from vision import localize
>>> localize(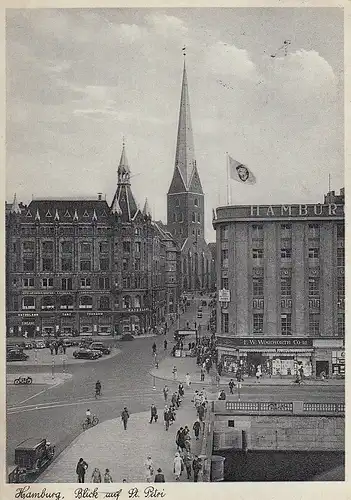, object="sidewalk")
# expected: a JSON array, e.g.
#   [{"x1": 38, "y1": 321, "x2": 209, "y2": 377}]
[
  {"x1": 151, "y1": 355, "x2": 345, "y2": 387},
  {"x1": 39, "y1": 398, "x2": 203, "y2": 483},
  {"x1": 6, "y1": 347, "x2": 121, "y2": 367}
]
